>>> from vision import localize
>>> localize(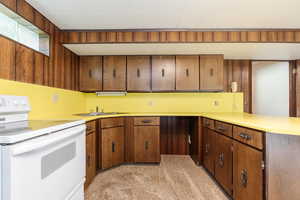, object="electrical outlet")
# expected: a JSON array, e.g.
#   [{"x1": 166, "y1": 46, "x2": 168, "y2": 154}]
[
  {"x1": 213, "y1": 100, "x2": 219, "y2": 107},
  {"x1": 52, "y1": 94, "x2": 59, "y2": 104}
]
